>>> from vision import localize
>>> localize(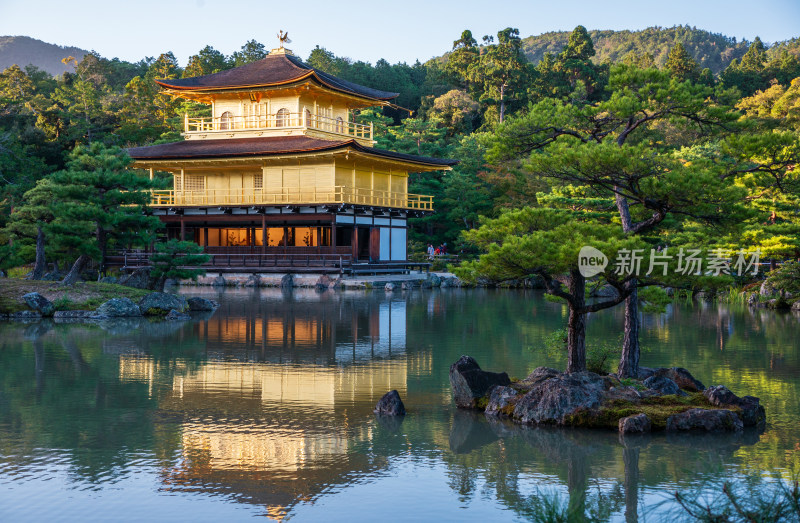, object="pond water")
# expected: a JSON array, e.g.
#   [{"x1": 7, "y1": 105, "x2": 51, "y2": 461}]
[{"x1": 0, "y1": 288, "x2": 798, "y2": 522}]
